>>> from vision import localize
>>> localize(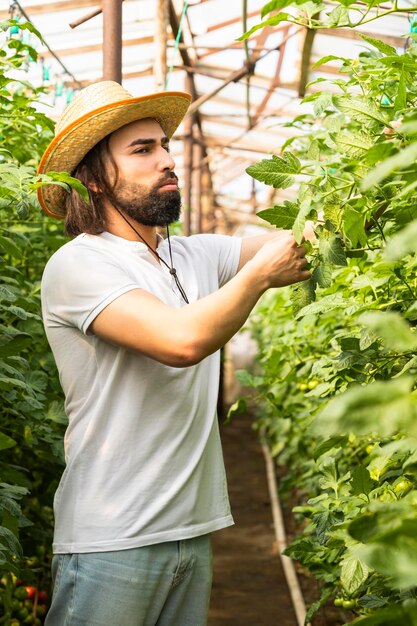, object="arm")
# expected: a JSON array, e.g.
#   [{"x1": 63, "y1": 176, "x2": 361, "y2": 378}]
[{"x1": 91, "y1": 233, "x2": 310, "y2": 368}]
